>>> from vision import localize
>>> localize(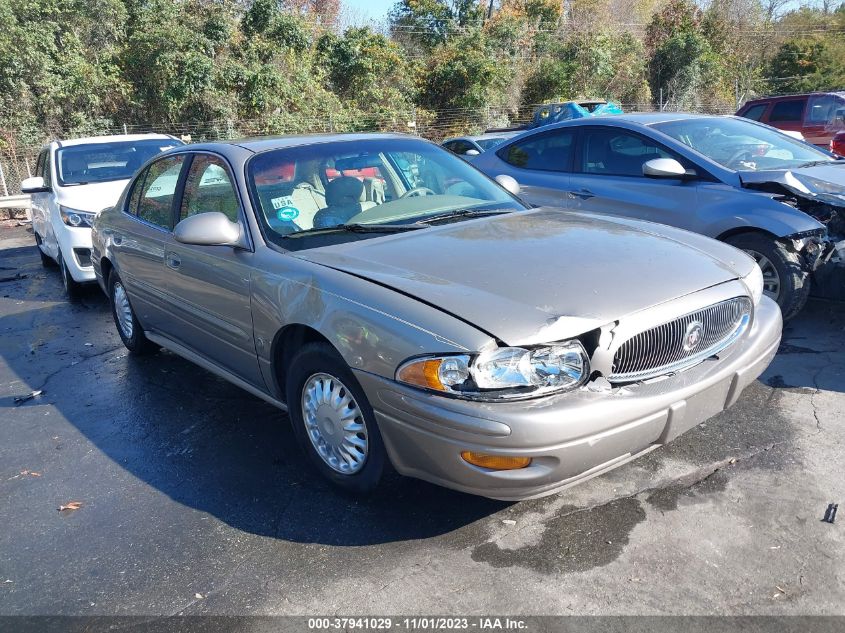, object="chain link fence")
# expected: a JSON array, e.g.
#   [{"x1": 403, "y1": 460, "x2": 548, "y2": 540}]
[{"x1": 0, "y1": 101, "x2": 737, "y2": 197}]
